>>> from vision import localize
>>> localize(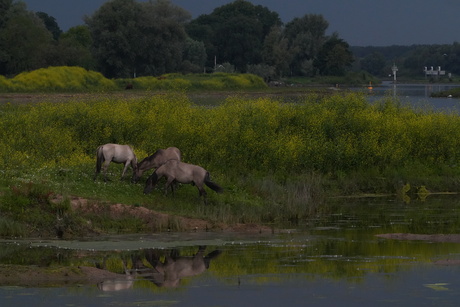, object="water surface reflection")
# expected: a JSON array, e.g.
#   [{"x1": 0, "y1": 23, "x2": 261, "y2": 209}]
[
  {"x1": 357, "y1": 81, "x2": 460, "y2": 113},
  {"x1": 1, "y1": 195, "x2": 460, "y2": 306}
]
